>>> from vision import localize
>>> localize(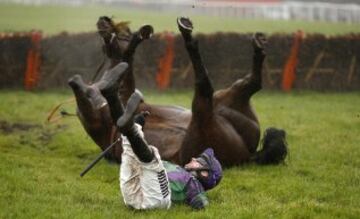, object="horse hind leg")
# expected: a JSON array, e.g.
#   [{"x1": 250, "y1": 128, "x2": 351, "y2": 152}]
[
  {"x1": 119, "y1": 25, "x2": 154, "y2": 104},
  {"x1": 214, "y1": 33, "x2": 267, "y2": 110},
  {"x1": 97, "y1": 16, "x2": 153, "y2": 104},
  {"x1": 177, "y1": 17, "x2": 214, "y2": 120},
  {"x1": 211, "y1": 34, "x2": 265, "y2": 153},
  {"x1": 177, "y1": 17, "x2": 215, "y2": 164},
  {"x1": 123, "y1": 24, "x2": 154, "y2": 63}
]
